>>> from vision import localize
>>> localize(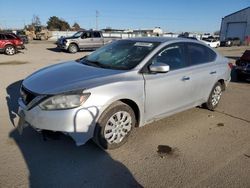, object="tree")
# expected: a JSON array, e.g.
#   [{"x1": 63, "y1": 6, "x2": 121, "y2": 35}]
[
  {"x1": 47, "y1": 16, "x2": 70, "y2": 31},
  {"x1": 25, "y1": 24, "x2": 35, "y2": 31},
  {"x1": 72, "y1": 22, "x2": 81, "y2": 31},
  {"x1": 32, "y1": 15, "x2": 41, "y2": 26}
]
